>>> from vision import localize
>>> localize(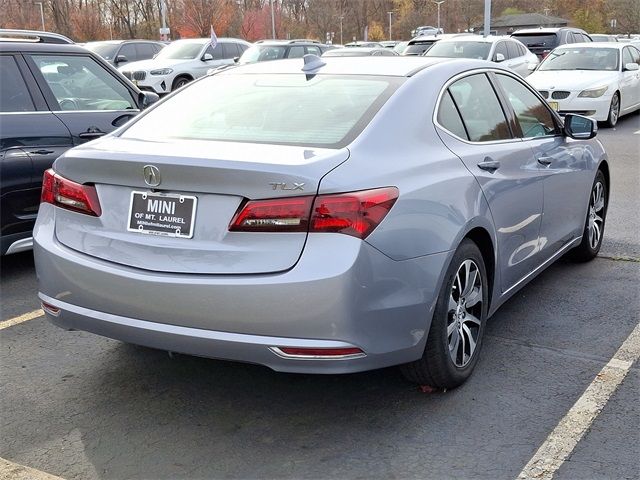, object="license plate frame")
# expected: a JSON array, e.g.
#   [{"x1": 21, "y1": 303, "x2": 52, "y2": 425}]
[{"x1": 127, "y1": 191, "x2": 197, "y2": 239}]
